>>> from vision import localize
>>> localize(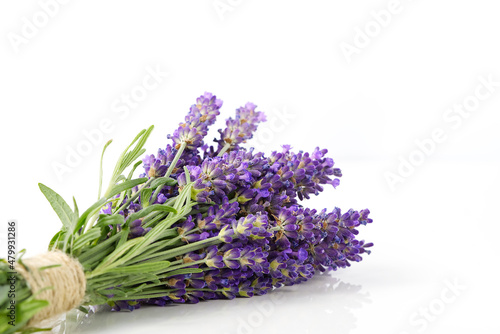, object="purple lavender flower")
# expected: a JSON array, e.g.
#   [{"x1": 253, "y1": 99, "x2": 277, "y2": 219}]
[
  {"x1": 222, "y1": 248, "x2": 241, "y2": 269},
  {"x1": 104, "y1": 93, "x2": 373, "y2": 312},
  {"x1": 176, "y1": 217, "x2": 209, "y2": 243},
  {"x1": 143, "y1": 151, "x2": 169, "y2": 178},
  {"x1": 186, "y1": 273, "x2": 206, "y2": 289},
  {"x1": 218, "y1": 225, "x2": 235, "y2": 243},
  {"x1": 204, "y1": 269, "x2": 222, "y2": 290},
  {"x1": 217, "y1": 103, "x2": 266, "y2": 152},
  {"x1": 231, "y1": 216, "x2": 254, "y2": 239},
  {"x1": 165, "y1": 275, "x2": 187, "y2": 289},
  {"x1": 205, "y1": 246, "x2": 224, "y2": 269},
  {"x1": 129, "y1": 219, "x2": 151, "y2": 238},
  {"x1": 238, "y1": 247, "x2": 256, "y2": 270},
  {"x1": 168, "y1": 93, "x2": 223, "y2": 151}
]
